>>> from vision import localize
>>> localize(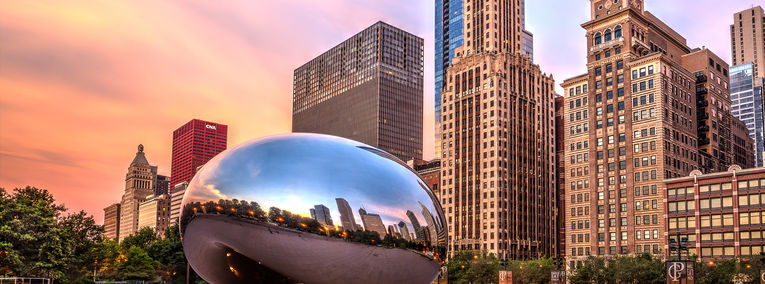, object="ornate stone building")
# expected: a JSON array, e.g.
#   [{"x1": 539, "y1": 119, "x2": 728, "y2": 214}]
[
  {"x1": 118, "y1": 145, "x2": 157, "y2": 242},
  {"x1": 439, "y1": 0, "x2": 557, "y2": 260}
]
